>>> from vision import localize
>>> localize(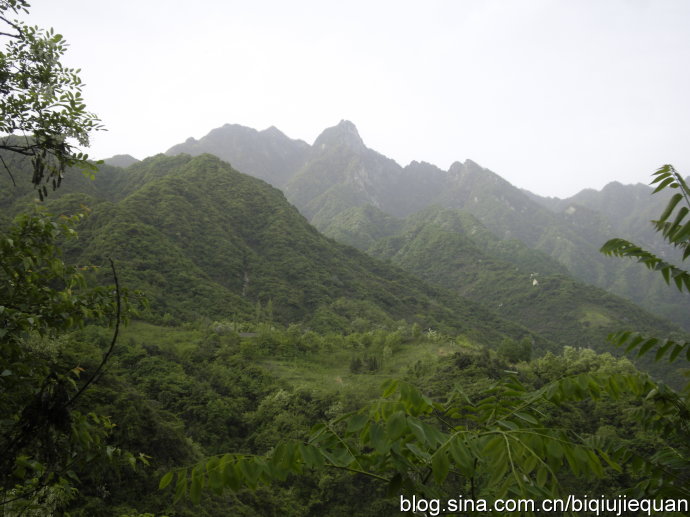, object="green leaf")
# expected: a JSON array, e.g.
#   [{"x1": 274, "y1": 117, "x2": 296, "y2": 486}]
[
  {"x1": 498, "y1": 419, "x2": 518, "y2": 430},
  {"x1": 406, "y1": 442, "x2": 430, "y2": 461},
  {"x1": 546, "y1": 439, "x2": 564, "y2": 461},
  {"x1": 599, "y1": 450, "x2": 622, "y2": 473},
  {"x1": 190, "y1": 474, "x2": 202, "y2": 505},
  {"x1": 159, "y1": 471, "x2": 174, "y2": 490},
  {"x1": 222, "y1": 461, "x2": 241, "y2": 491},
  {"x1": 669, "y1": 344, "x2": 685, "y2": 362},
  {"x1": 449, "y1": 437, "x2": 474, "y2": 475},
  {"x1": 431, "y1": 449, "x2": 450, "y2": 484},
  {"x1": 346, "y1": 413, "x2": 368, "y2": 433},
  {"x1": 299, "y1": 443, "x2": 324, "y2": 469},
  {"x1": 369, "y1": 421, "x2": 389, "y2": 454},
  {"x1": 386, "y1": 411, "x2": 407, "y2": 441},
  {"x1": 483, "y1": 435, "x2": 504, "y2": 454},
  {"x1": 637, "y1": 338, "x2": 658, "y2": 357},
  {"x1": 239, "y1": 459, "x2": 262, "y2": 489},
  {"x1": 173, "y1": 469, "x2": 187, "y2": 504},
  {"x1": 514, "y1": 412, "x2": 538, "y2": 426},
  {"x1": 407, "y1": 418, "x2": 428, "y2": 445},
  {"x1": 381, "y1": 379, "x2": 398, "y2": 398},
  {"x1": 655, "y1": 340, "x2": 672, "y2": 361},
  {"x1": 321, "y1": 447, "x2": 353, "y2": 468},
  {"x1": 653, "y1": 176, "x2": 676, "y2": 193}
]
